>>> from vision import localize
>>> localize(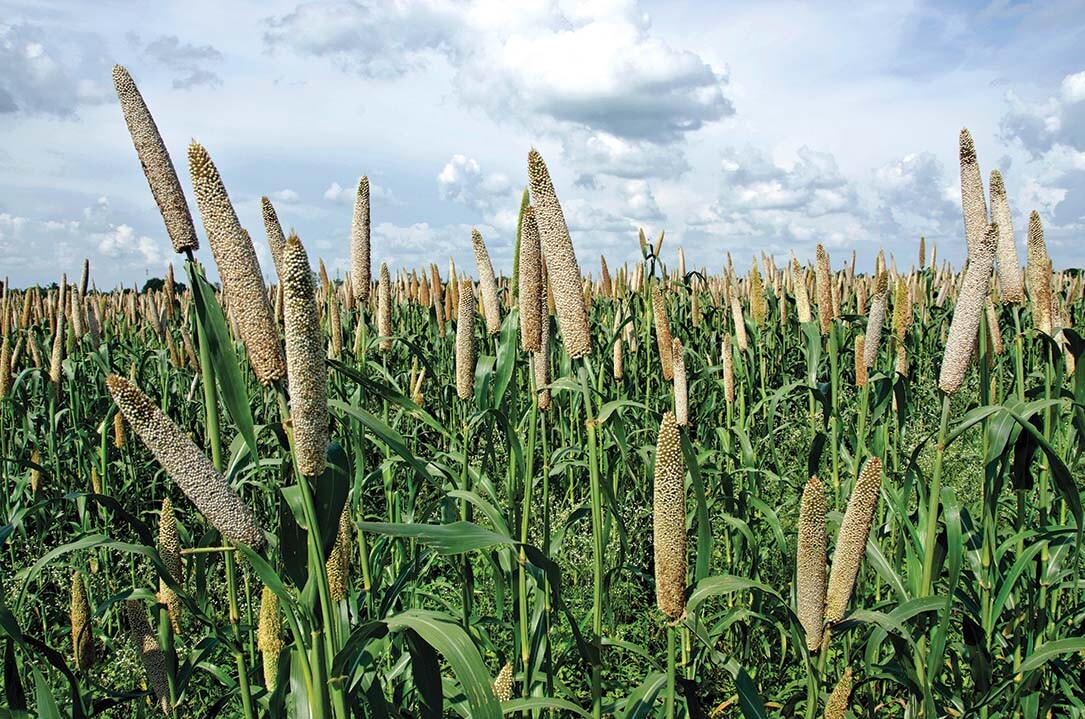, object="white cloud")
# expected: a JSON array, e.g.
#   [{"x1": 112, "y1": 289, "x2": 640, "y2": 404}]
[
  {"x1": 620, "y1": 179, "x2": 663, "y2": 221},
  {"x1": 93, "y1": 223, "x2": 167, "y2": 266},
  {"x1": 437, "y1": 154, "x2": 512, "y2": 213},
  {"x1": 272, "y1": 188, "x2": 300, "y2": 202},
  {"x1": 324, "y1": 179, "x2": 400, "y2": 206},
  {"x1": 0, "y1": 22, "x2": 110, "y2": 116}
]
